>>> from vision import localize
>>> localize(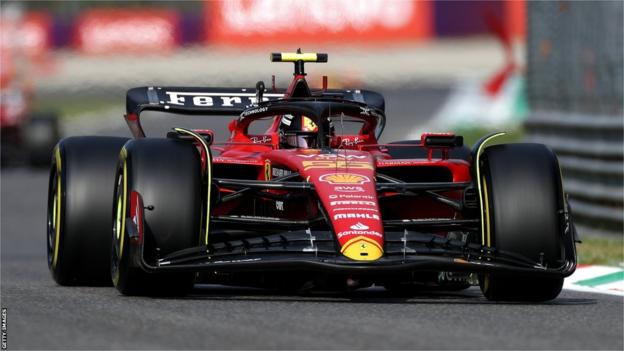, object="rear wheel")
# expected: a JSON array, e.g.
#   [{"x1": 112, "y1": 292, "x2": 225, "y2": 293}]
[
  {"x1": 111, "y1": 138, "x2": 202, "y2": 296},
  {"x1": 47, "y1": 136, "x2": 128, "y2": 285},
  {"x1": 478, "y1": 143, "x2": 566, "y2": 302}
]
